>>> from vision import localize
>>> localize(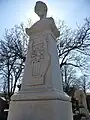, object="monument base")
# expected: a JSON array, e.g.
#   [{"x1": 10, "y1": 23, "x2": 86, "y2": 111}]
[{"x1": 7, "y1": 91, "x2": 73, "y2": 120}]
